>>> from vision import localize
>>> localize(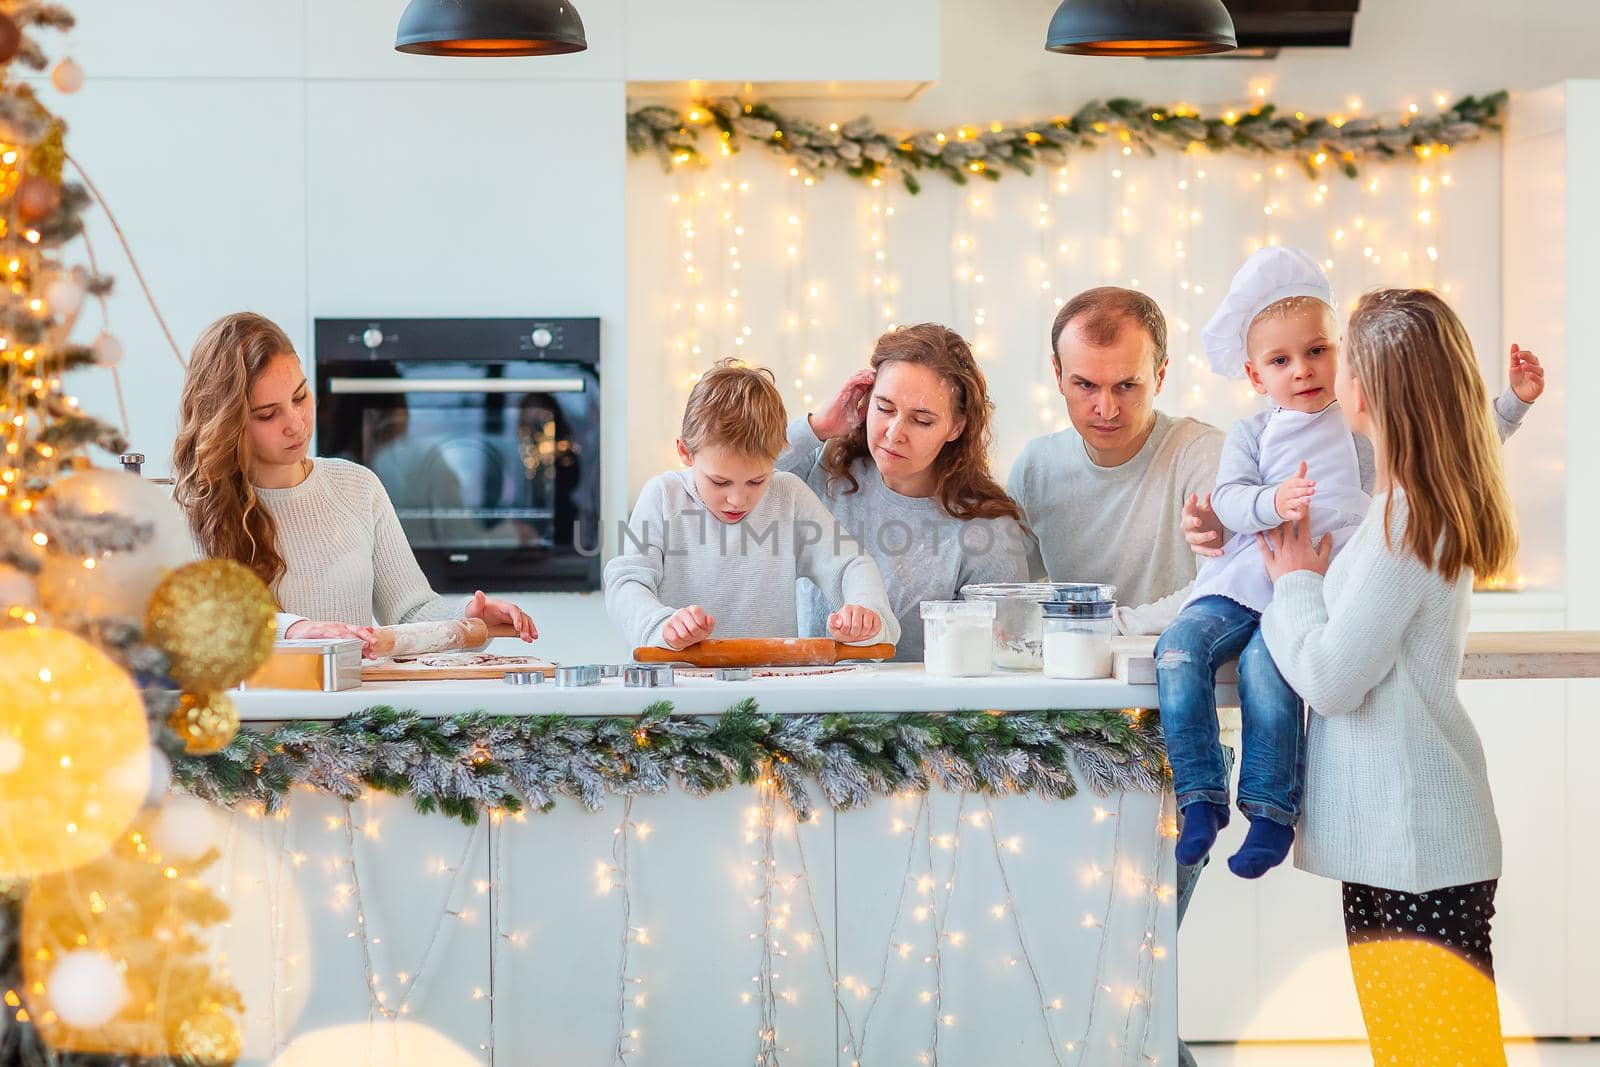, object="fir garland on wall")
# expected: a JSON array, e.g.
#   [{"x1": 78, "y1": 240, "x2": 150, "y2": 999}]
[
  {"x1": 627, "y1": 92, "x2": 1509, "y2": 192},
  {"x1": 173, "y1": 702, "x2": 1170, "y2": 825}
]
